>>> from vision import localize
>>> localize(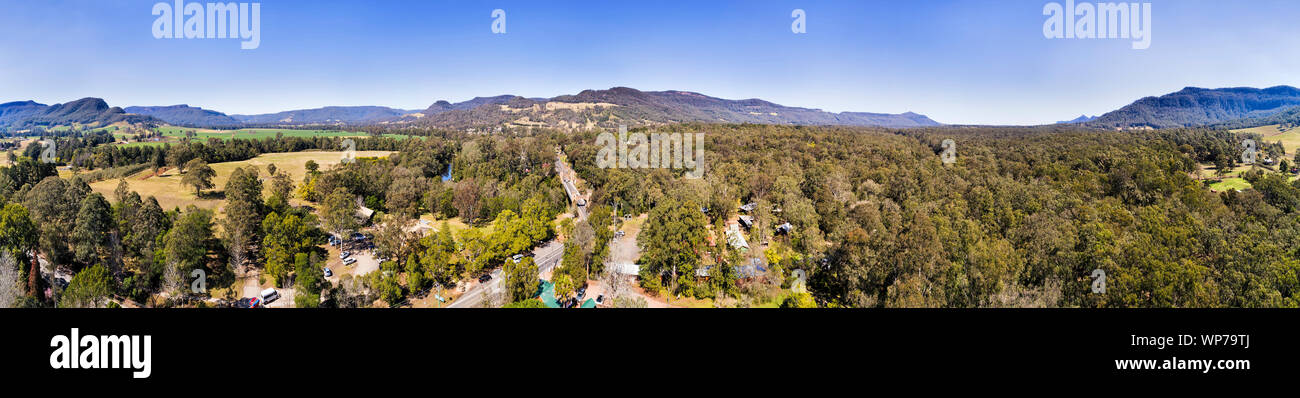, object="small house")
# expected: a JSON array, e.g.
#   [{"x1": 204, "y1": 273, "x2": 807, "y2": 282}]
[
  {"x1": 737, "y1": 215, "x2": 754, "y2": 229},
  {"x1": 726, "y1": 225, "x2": 749, "y2": 252},
  {"x1": 355, "y1": 196, "x2": 375, "y2": 224}
]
